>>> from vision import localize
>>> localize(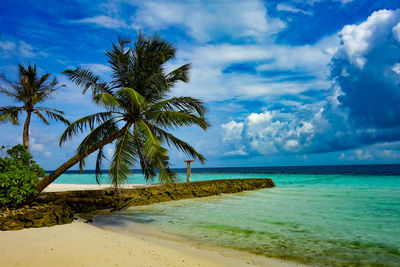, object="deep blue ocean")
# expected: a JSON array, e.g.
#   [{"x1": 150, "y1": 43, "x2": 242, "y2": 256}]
[
  {"x1": 53, "y1": 164, "x2": 400, "y2": 184},
  {"x1": 57, "y1": 164, "x2": 400, "y2": 266}
]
